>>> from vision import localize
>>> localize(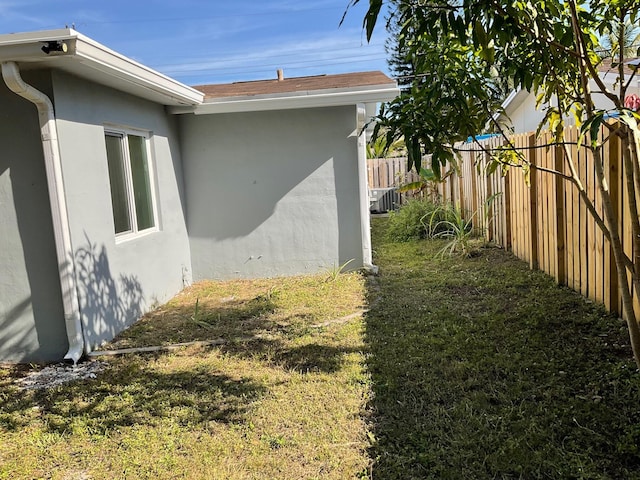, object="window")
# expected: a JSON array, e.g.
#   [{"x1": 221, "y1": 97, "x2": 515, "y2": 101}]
[{"x1": 105, "y1": 128, "x2": 157, "y2": 236}]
